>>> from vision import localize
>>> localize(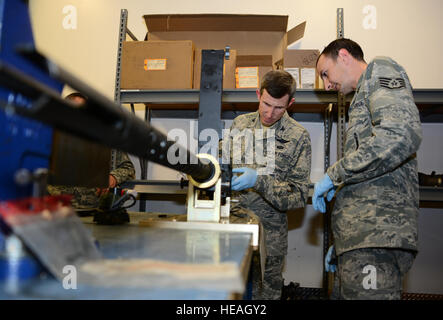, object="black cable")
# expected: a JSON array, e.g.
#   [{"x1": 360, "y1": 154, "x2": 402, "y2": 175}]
[{"x1": 120, "y1": 194, "x2": 137, "y2": 209}]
